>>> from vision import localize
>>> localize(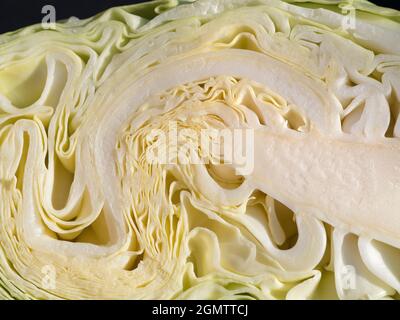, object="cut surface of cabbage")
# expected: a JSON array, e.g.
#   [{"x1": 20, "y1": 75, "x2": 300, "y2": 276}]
[{"x1": 0, "y1": 0, "x2": 400, "y2": 300}]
